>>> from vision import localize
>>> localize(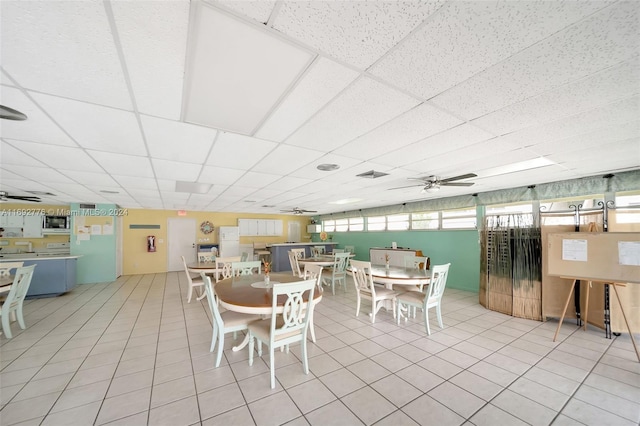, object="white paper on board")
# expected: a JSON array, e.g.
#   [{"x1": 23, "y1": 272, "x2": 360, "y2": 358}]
[
  {"x1": 91, "y1": 225, "x2": 102, "y2": 235},
  {"x1": 618, "y1": 241, "x2": 640, "y2": 266},
  {"x1": 77, "y1": 233, "x2": 90, "y2": 241},
  {"x1": 562, "y1": 239, "x2": 587, "y2": 262},
  {"x1": 103, "y1": 224, "x2": 114, "y2": 235}
]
